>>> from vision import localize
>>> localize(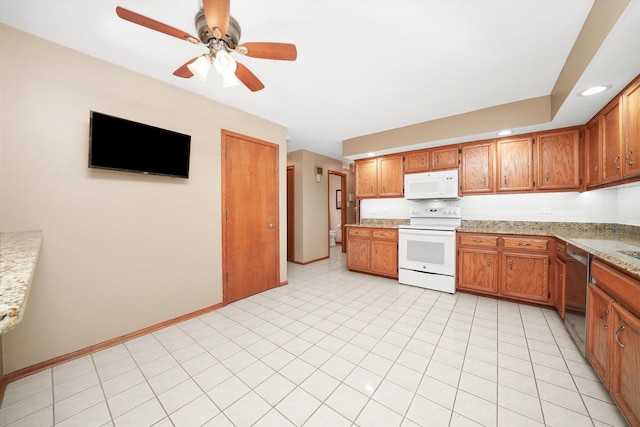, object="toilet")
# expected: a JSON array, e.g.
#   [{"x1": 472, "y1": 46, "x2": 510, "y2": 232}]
[{"x1": 329, "y1": 230, "x2": 337, "y2": 247}]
